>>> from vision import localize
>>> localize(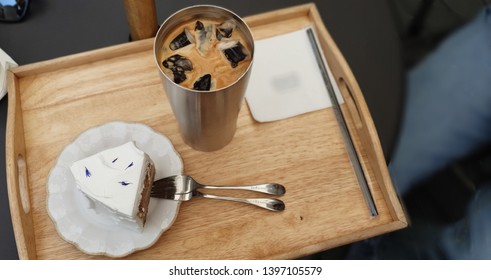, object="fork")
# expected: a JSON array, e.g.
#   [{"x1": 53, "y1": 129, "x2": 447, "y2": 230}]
[
  {"x1": 154, "y1": 189, "x2": 285, "y2": 212},
  {"x1": 151, "y1": 175, "x2": 286, "y2": 195},
  {"x1": 151, "y1": 175, "x2": 286, "y2": 212}
]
